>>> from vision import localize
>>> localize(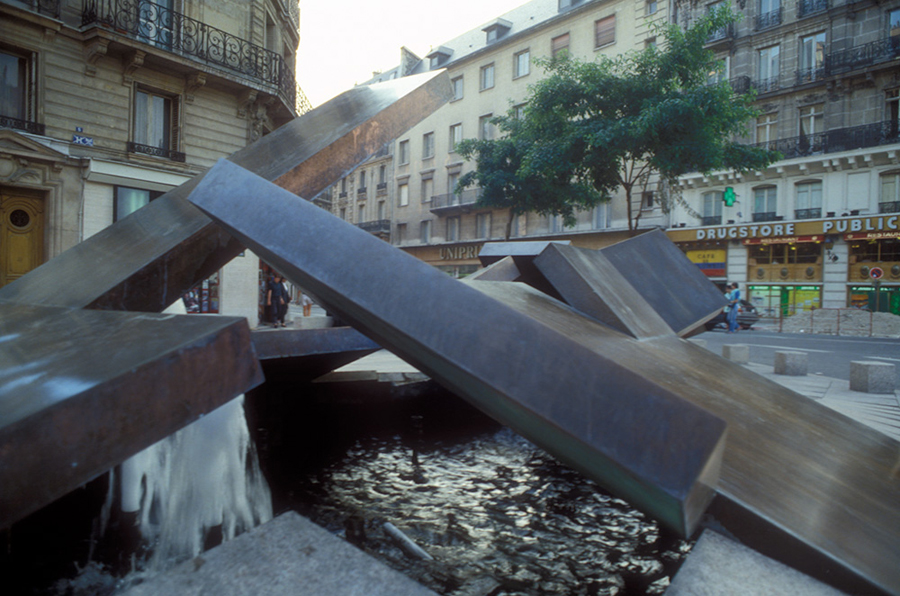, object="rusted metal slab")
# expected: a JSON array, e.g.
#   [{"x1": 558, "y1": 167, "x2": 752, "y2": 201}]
[
  {"x1": 187, "y1": 160, "x2": 727, "y2": 537},
  {"x1": 0, "y1": 303, "x2": 263, "y2": 528},
  {"x1": 473, "y1": 280, "x2": 900, "y2": 596},
  {"x1": 0, "y1": 70, "x2": 452, "y2": 312},
  {"x1": 251, "y1": 327, "x2": 380, "y2": 381}
]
